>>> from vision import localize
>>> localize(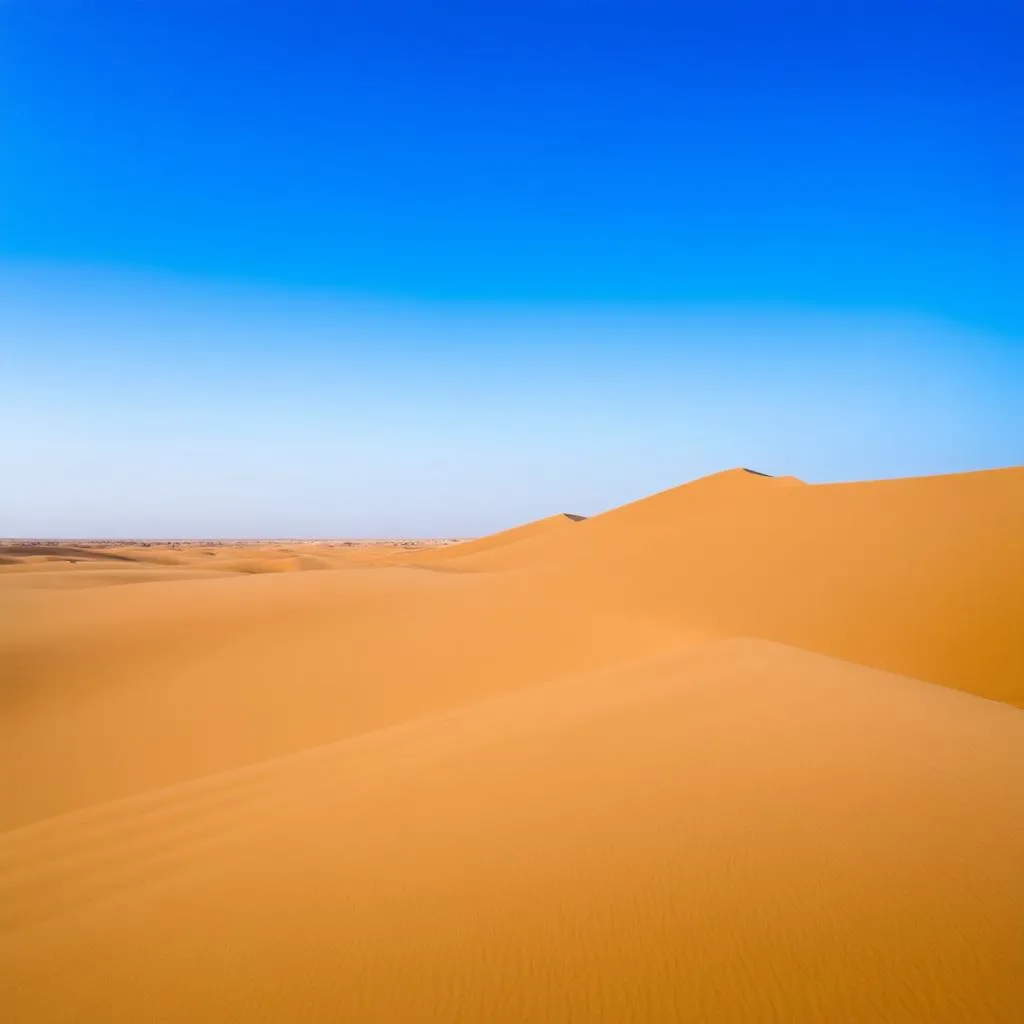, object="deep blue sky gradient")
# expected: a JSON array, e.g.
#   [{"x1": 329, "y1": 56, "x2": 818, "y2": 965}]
[{"x1": 1, "y1": 1, "x2": 1021, "y2": 535}]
